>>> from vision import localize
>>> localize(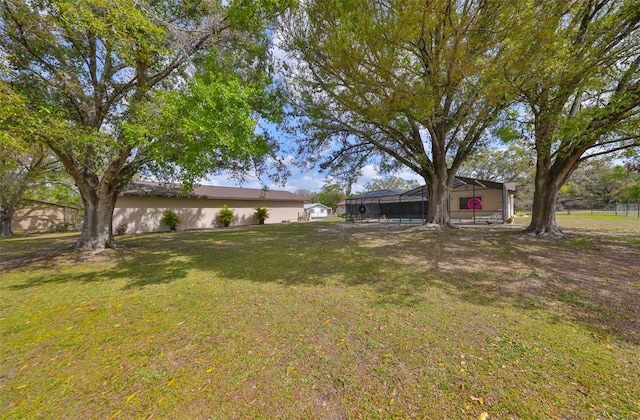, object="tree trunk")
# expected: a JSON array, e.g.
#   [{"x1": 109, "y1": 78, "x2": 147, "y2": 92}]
[
  {"x1": 0, "y1": 205, "x2": 15, "y2": 236},
  {"x1": 524, "y1": 174, "x2": 566, "y2": 238},
  {"x1": 425, "y1": 174, "x2": 456, "y2": 228},
  {"x1": 73, "y1": 190, "x2": 118, "y2": 250}
]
